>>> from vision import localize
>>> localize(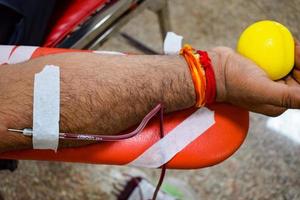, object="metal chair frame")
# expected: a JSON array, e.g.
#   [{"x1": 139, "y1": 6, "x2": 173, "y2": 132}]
[{"x1": 56, "y1": 0, "x2": 171, "y2": 50}]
